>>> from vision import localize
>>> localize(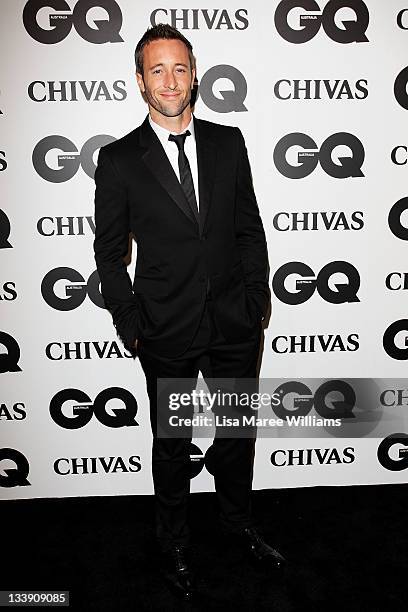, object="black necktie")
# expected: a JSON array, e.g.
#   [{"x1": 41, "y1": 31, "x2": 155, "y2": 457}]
[{"x1": 168, "y1": 131, "x2": 199, "y2": 223}]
